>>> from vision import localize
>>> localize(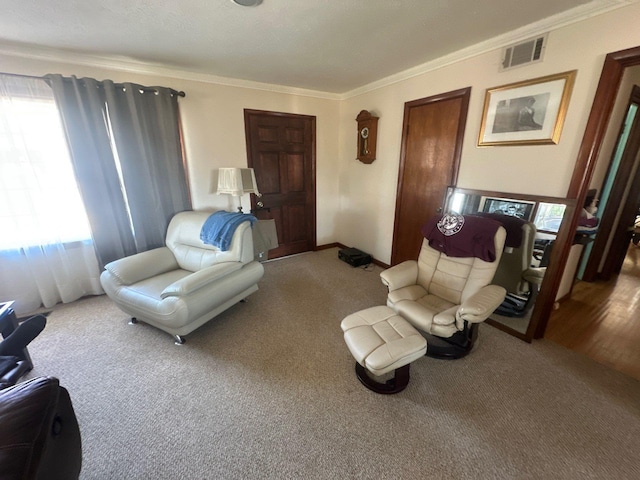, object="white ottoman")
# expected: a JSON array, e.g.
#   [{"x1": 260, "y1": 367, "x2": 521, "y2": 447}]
[{"x1": 341, "y1": 305, "x2": 427, "y2": 394}]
